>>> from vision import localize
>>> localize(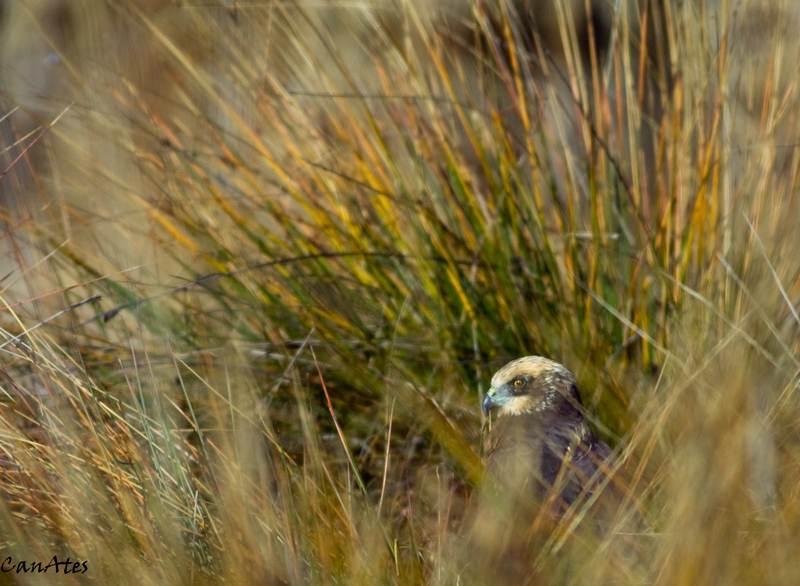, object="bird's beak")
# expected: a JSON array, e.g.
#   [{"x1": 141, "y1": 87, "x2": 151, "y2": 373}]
[{"x1": 482, "y1": 387, "x2": 498, "y2": 414}]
